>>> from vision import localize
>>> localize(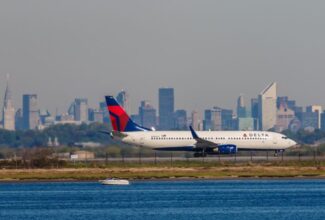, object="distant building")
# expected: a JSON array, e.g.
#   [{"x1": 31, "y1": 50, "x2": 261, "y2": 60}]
[
  {"x1": 275, "y1": 101, "x2": 295, "y2": 132},
  {"x1": 321, "y1": 111, "x2": 325, "y2": 131},
  {"x1": 39, "y1": 110, "x2": 55, "y2": 128},
  {"x1": 116, "y1": 90, "x2": 129, "y2": 113},
  {"x1": 71, "y1": 151, "x2": 95, "y2": 160},
  {"x1": 40, "y1": 110, "x2": 51, "y2": 124},
  {"x1": 236, "y1": 95, "x2": 255, "y2": 131},
  {"x1": 203, "y1": 107, "x2": 234, "y2": 131},
  {"x1": 294, "y1": 106, "x2": 304, "y2": 119},
  {"x1": 139, "y1": 101, "x2": 157, "y2": 129},
  {"x1": 251, "y1": 98, "x2": 259, "y2": 119},
  {"x1": 301, "y1": 111, "x2": 319, "y2": 129},
  {"x1": 174, "y1": 109, "x2": 187, "y2": 130},
  {"x1": 2, "y1": 76, "x2": 15, "y2": 130},
  {"x1": 288, "y1": 118, "x2": 302, "y2": 133},
  {"x1": 67, "y1": 101, "x2": 75, "y2": 120},
  {"x1": 56, "y1": 113, "x2": 74, "y2": 122},
  {"x1": 191, "y1": 111, "x2": 201, "y2": 131},
  {"x1": 237, "y1": 95, "x2": 246, "y2": 118},
  {"x1": 250, "y1": 98, "x2": 259, "y2": 130},
  {"x1": 159, "y1": 88, "x2": 174, "y2": 130},
  {"x1": 238, "y1": 118, "x2": 255, "y2": 131},
  {"x1": 15, "y1": 108, "x2": 23, "y2": 130},
  {"x1": 23, "y1": 94, "x2": 40, "y2": 130},
  {"x1": 53, "y1": 152, "x2": 70, "y2": 159},
  {"x1": 221, "y1": 108, "x2": 234, "y2": 130},
  {"x1": 99, "y1": 101, "x2": 110, "y2": 123},
  {"x1": 131, "y1": 114, "x2": 141, "y2": 125},
  {"x1": 54, "y1": 113, "x2": 81, "y2": 125},
  {"x1": 88, "y1": 108, "x2": 104, "y2": 123},
  {"x1": 74, "y1": 98, "x2": 88, "y2": 122},
  {"x1": 306, "y1": 105, "x2": 322, "y2": 129},
  {"x1": 204, "y1": 108, "x2": 222, "y2": 131},
  {"x1": 277, "y1": 96, "x2": 296, "y2": 110},
  {"x1": 258, "y1": 82, "x2": 277, "y2": 131},
  {"x1": 93, "y1": 110, "x2": 104, "y2": 123}
]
